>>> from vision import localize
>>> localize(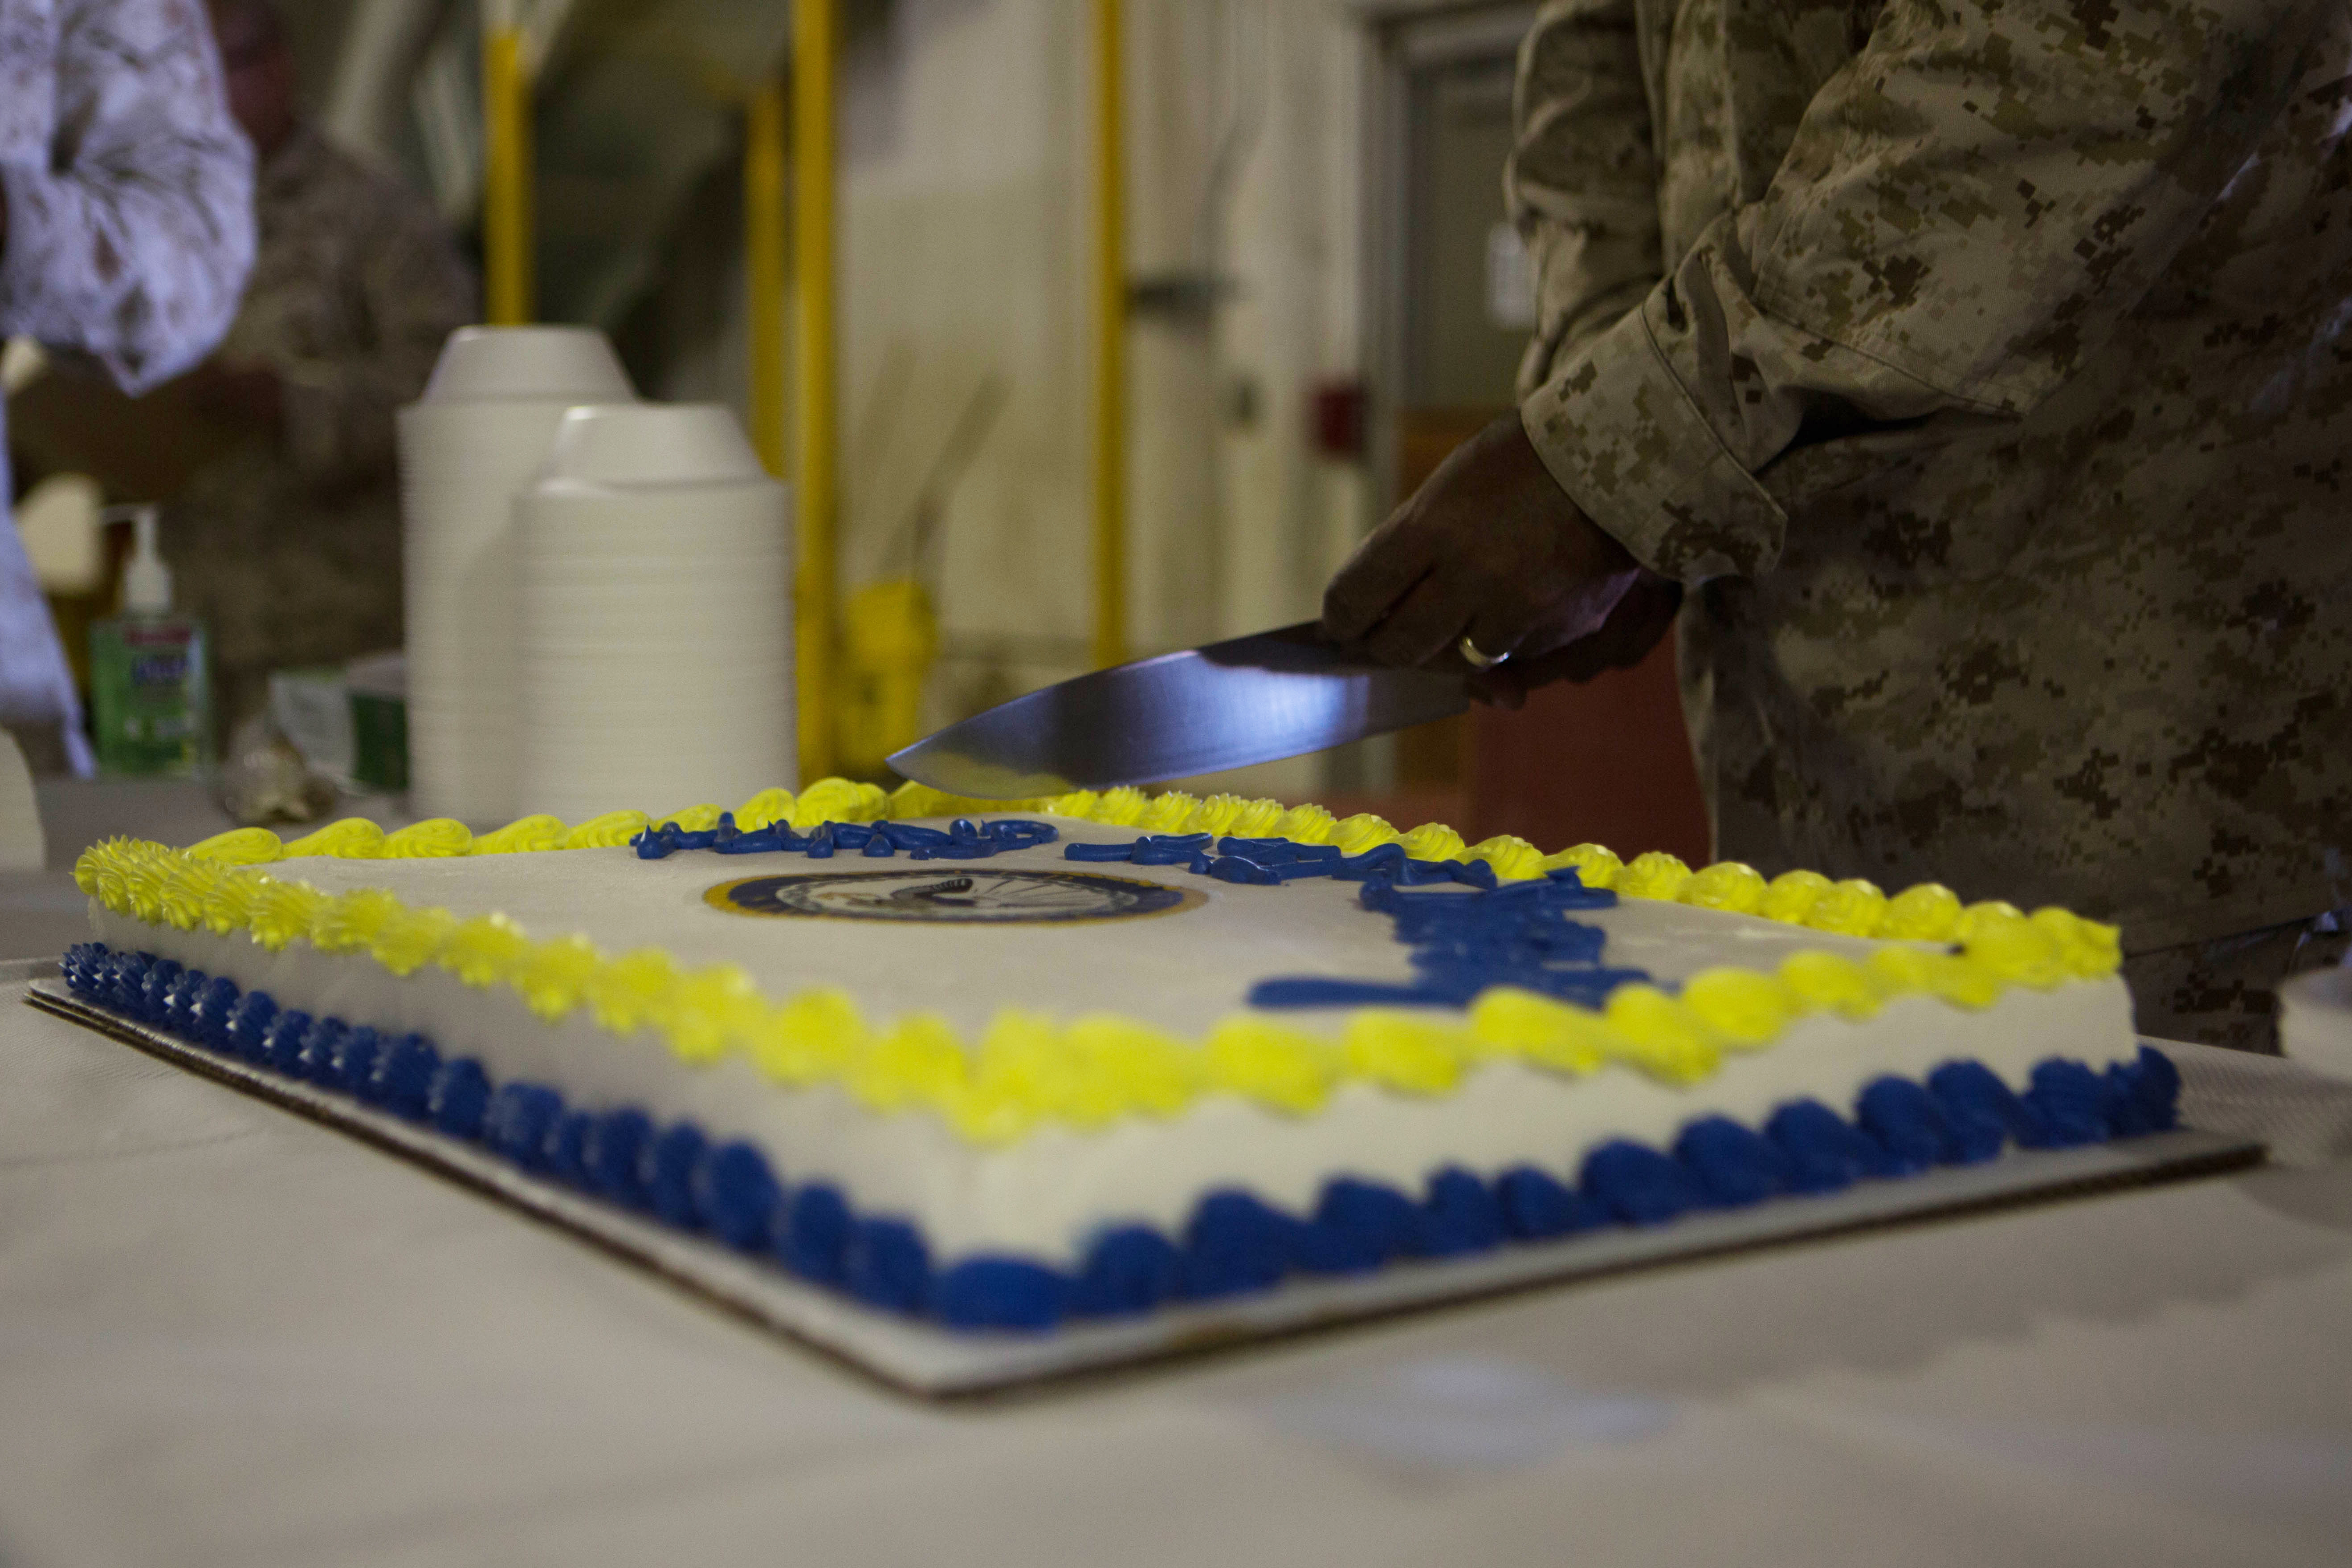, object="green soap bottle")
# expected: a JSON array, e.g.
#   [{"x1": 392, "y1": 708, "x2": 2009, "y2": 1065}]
[{"x1": 89, "y1": 505, "x2": 210, "y2": 777}]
